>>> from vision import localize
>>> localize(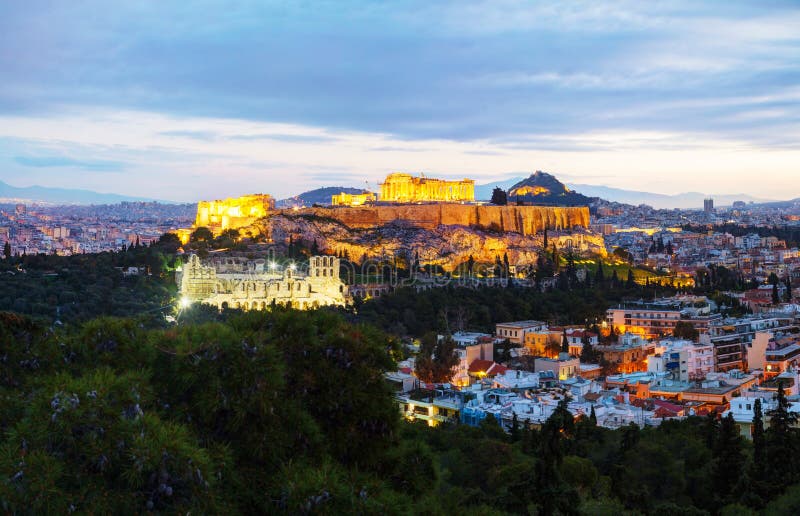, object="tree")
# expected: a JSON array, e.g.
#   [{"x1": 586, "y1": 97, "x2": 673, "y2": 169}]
[
  {"x1": 712, "y1": 413, "x2": 745, "y2": 505},
  {"x1": 3, "y1": 240, "x2": 10, "y2": 260},
  {"x1": 753, "y1": 398, "x2": 765, "y2": 470},
  {"x1": 595, "y1": 261, "x2": 605, "y2": 286},
  {"x1": 490, "y1": 187, "x2": 508, "y2": 205},
  {"x1": 189, "y1": 226, "x2": 214, "y2": 243},
  {"x1": 467, "y1": 254, "x2": 475, "y2": 276},
  {"x1": 673, "y1": 321, "x2": 699, "y2": 341},
  {"x1": 626, "y1": 269, "x2": 636, "y2": 288},
  {"x1": 415, "y1": 333, "x2": 459, "y2": 384},
  {"x1": 765, "y1": 381, "x2": 799, "y2": 489},
  {"x1": 561, "y1": 329, "x2": 569, "y2": 354},
  {"x1": 580, "y1": 333, "x2": 597, "y2": 363},
  {"x1": 769, "y1": 273, "x2": 781, "y2": 305}
]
